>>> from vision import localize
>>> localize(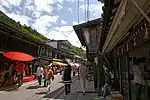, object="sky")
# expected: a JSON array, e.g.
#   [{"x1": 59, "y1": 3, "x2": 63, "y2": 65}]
[{"x1": 0, "y1": 0, "x2": 103, "y2": 47}]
